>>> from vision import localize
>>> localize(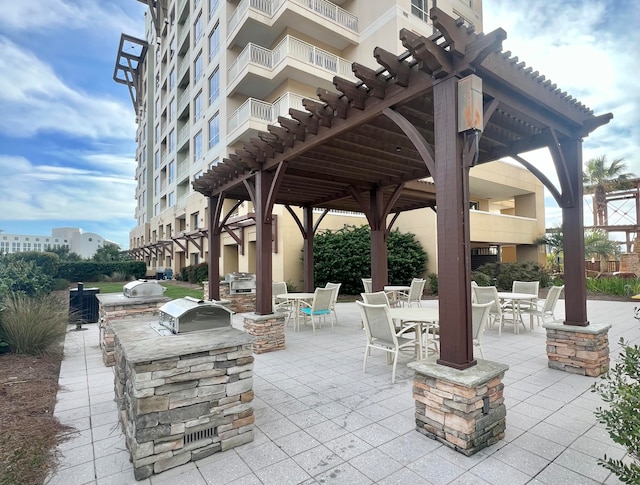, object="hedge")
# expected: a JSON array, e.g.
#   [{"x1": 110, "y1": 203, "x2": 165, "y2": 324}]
[{"x1": 56, "y1": 261, "x2": 146, "y2": 282}]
